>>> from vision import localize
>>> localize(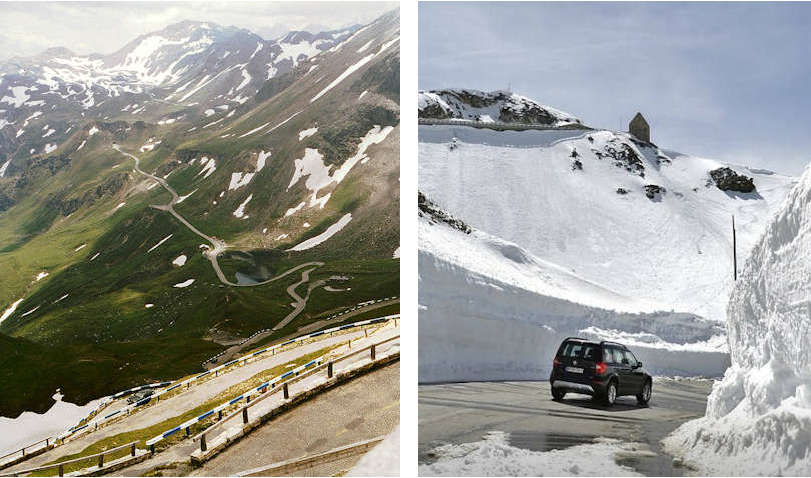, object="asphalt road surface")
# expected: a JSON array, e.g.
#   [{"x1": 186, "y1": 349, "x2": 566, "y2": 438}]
[
  {"x1": 186, "y1": 361, "x2": 400, "y2": 476},
  {"x1": 419, "y1": 378, "x2": 713, "y2": 476},
  {"x1": 3, "y1": 329, "x2": 377, "y2": 475}
]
